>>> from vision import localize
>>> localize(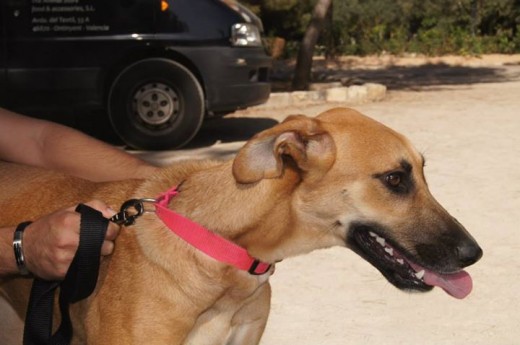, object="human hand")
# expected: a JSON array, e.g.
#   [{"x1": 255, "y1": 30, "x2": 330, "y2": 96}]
[{"x1": 22, "y1": 200, "x2": 119, "y2": 280}]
